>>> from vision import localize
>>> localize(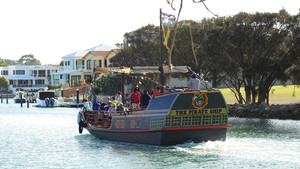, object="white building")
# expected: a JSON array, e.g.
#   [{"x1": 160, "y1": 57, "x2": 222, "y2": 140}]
[
  {"x1": 51, "y1": 44, "x2": 120, "y2": 87},
  {"x1": 0, "y1": 65, "x2": 61, "y2": 94}
]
